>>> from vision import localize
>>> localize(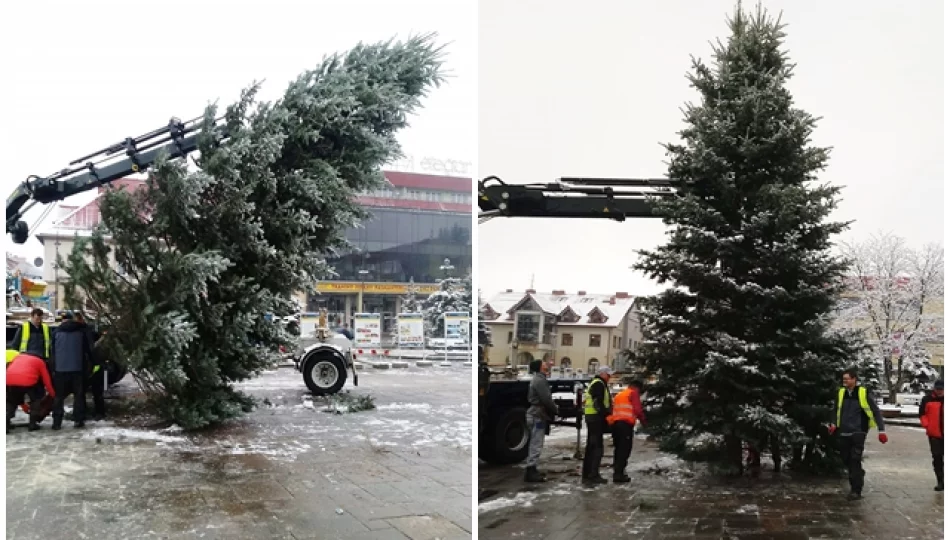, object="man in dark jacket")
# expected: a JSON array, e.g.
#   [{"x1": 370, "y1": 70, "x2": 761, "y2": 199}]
[
  {"x1": 8, "y1": 308, "x2": 52, "y2": 361},
  {"x1": 74, "y1": 311, "x2": 106, "y2": 421},
  {"x1": 525, "y1": 359, "x2": 558, "y2": 482},
  {"x1": 919, "y1": 379, "x2": 944, "y2": 491},
  {"x1": 582, "y1": 366, "x2": 613, "y2": 485},
  {"x1": 828, "y1": 368, "x2": 888, "y2": 500},
  {"x1": 51, "y1": 311, "x2": 95, "y2": 430}
]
